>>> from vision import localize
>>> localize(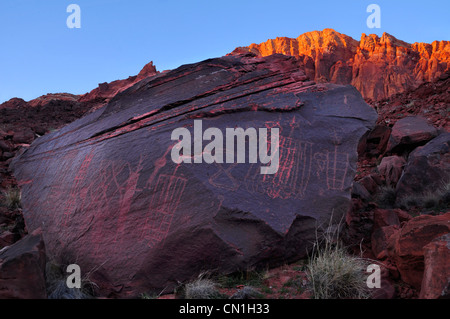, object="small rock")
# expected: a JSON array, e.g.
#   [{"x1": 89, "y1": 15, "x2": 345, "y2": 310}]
[
  {"x1": 358, "y1": 125, "x2": 391, "y2": 158},
  {"x1": 0, "y1": 230, "x2": 15, "y2": 249},
  {"x1": 372, "y1": 225, "x2": 398, "y2": 258},
  {"x1": 378, "y1": 156, "x2": 406, "y2": 186},
  {"x1": 2, "y1": 152, "x2": 14, "y2": 159},
  {"x1": 351, "y1": 182, "x2": 371, "y2": 201},
  {"x1": 12, "y1": 128, "x2": 35, "y2": 144},
  {"x1": 359, "y1": 174, "x2": 383, "y2": 194},
  {"x1": 373, "y1": 209, "x2": 401, "y2": 228},
  {"x1": 0, "y1": 140, "x2": 11, "y2": 152},
  {"x1": 371, "y1": 266, "x2": 396, "y2": 299}
]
